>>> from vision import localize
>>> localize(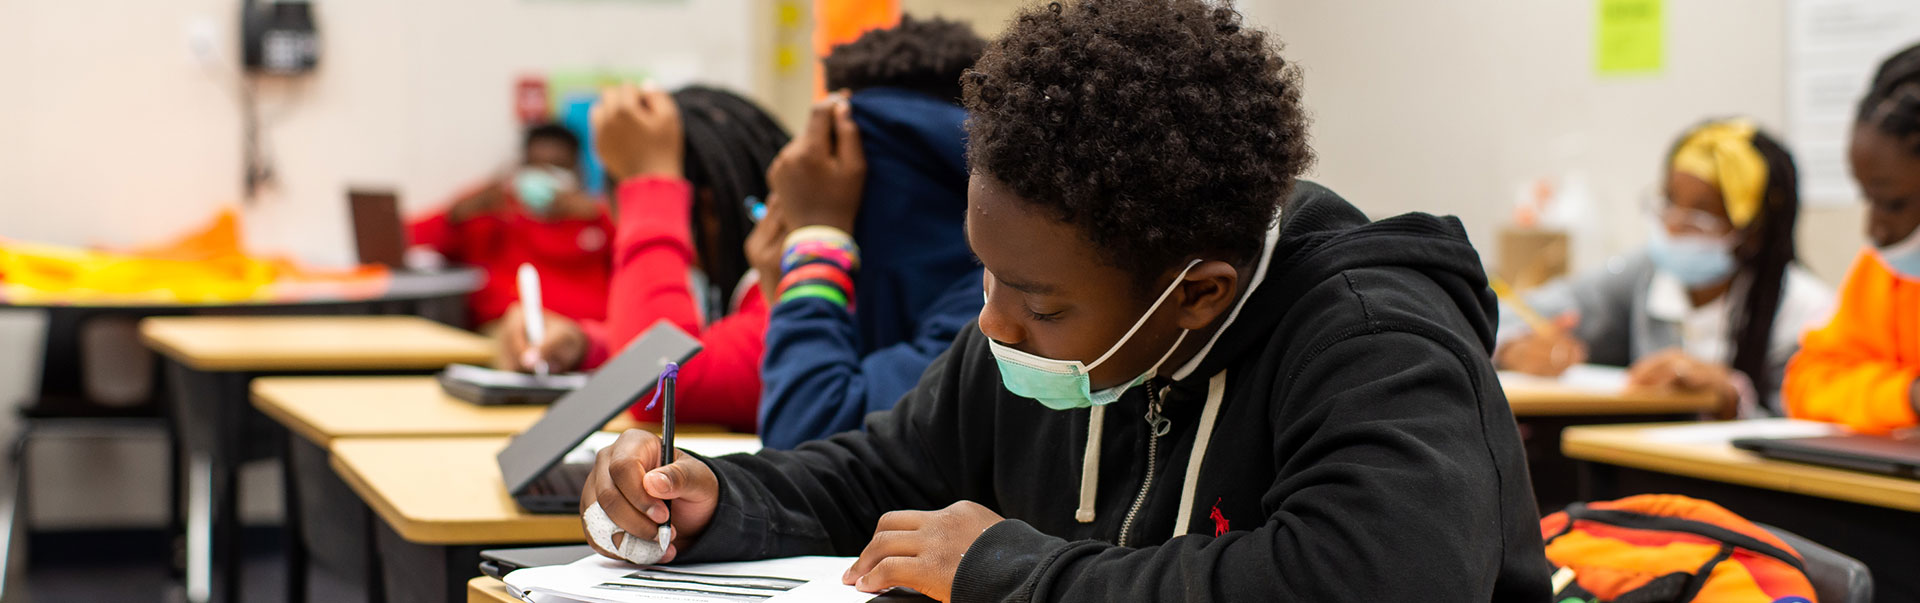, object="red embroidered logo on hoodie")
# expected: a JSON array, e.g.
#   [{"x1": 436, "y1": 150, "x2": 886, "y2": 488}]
[{"x1": 1209, "y1": 498, "x2": 1229, "y2": 536}]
